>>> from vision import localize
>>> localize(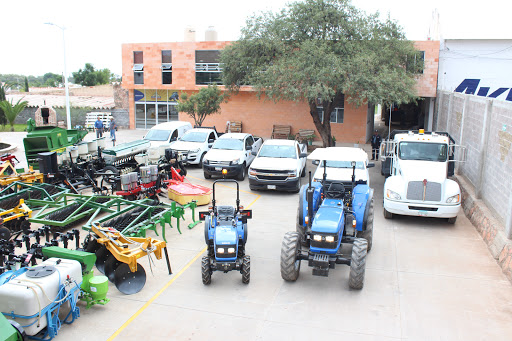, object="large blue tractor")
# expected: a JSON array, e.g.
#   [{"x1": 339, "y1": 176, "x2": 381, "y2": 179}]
[
  {"x1": 199, "y1": 179, "x2": 252, "y2": 284},
  {"x1": 281, "y1": 148, "x2": 374, "y2": 289}
]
